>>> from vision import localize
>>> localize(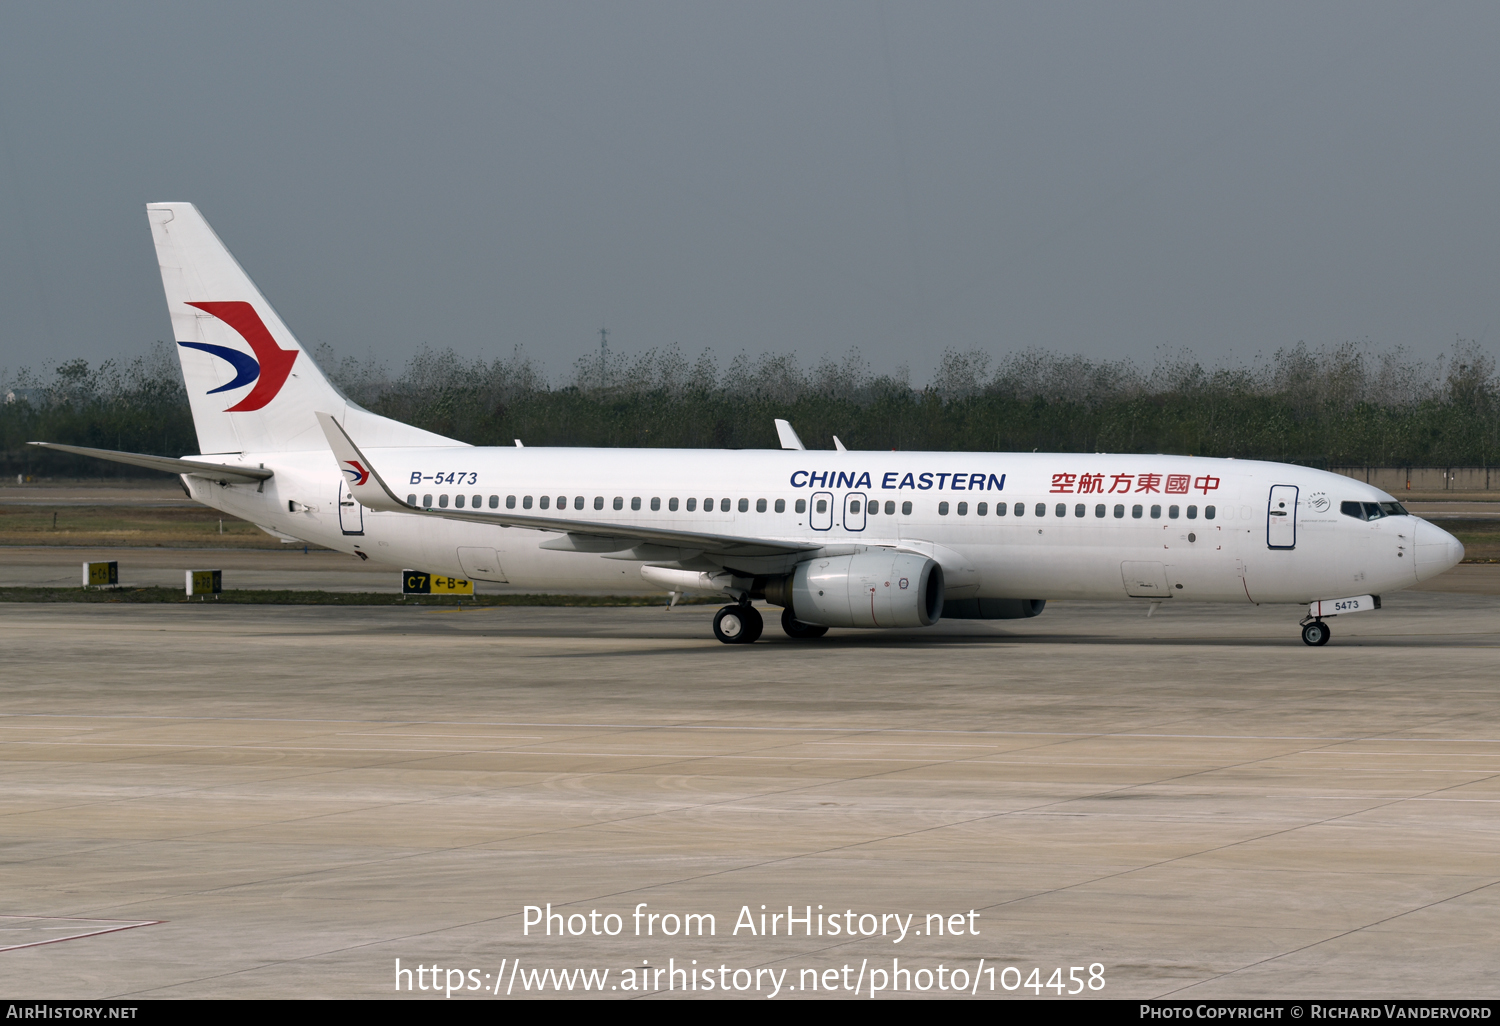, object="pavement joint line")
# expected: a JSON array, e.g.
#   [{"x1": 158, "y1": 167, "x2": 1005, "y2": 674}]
[
  {"x1": 11, "y1": 713, "x2": 1500, "y2": 743},
  {"x1": 1159, "y1": 875, "x2": 1500, "y2": 998}
]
